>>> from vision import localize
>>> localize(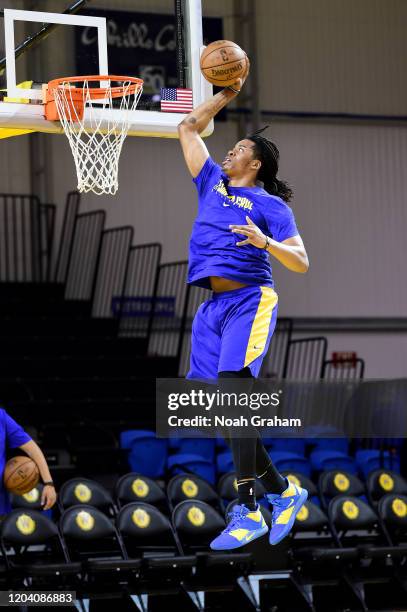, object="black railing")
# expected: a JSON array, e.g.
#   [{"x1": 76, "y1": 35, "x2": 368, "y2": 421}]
[
  {"x1": 282, "y1": 336, "x2": 328, "y2": 380},
  {"x1": 0, "y1": 193, "x2": 43, "y2": 282},
  {"x1": 260, "y1": 317, "x2": 293, "y2": 379},
  {"x1": 40, "y1": 203, "x2": 56, "y2": 282},
  {"x1": 118, "y1": 243, "x2": 162, "y2": 339},
  {"x1": 147, "y1": 261, "x2": 189, "y2": 361},
  {"x1": 322, "y1": 358, "x2": 365, "y2": 381},
  {"x1": 91, "y1": 227, "x2": 134, "y2": 318},
  {"x1": 64, "y1": 211, "x2": 106, "y2": 301},
  {"x1": 178, "y1": 285, "x2": 211, "y2": 377},
  {"x1": 54, "y1": 191, "x2": 81, "y2": 284}
]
